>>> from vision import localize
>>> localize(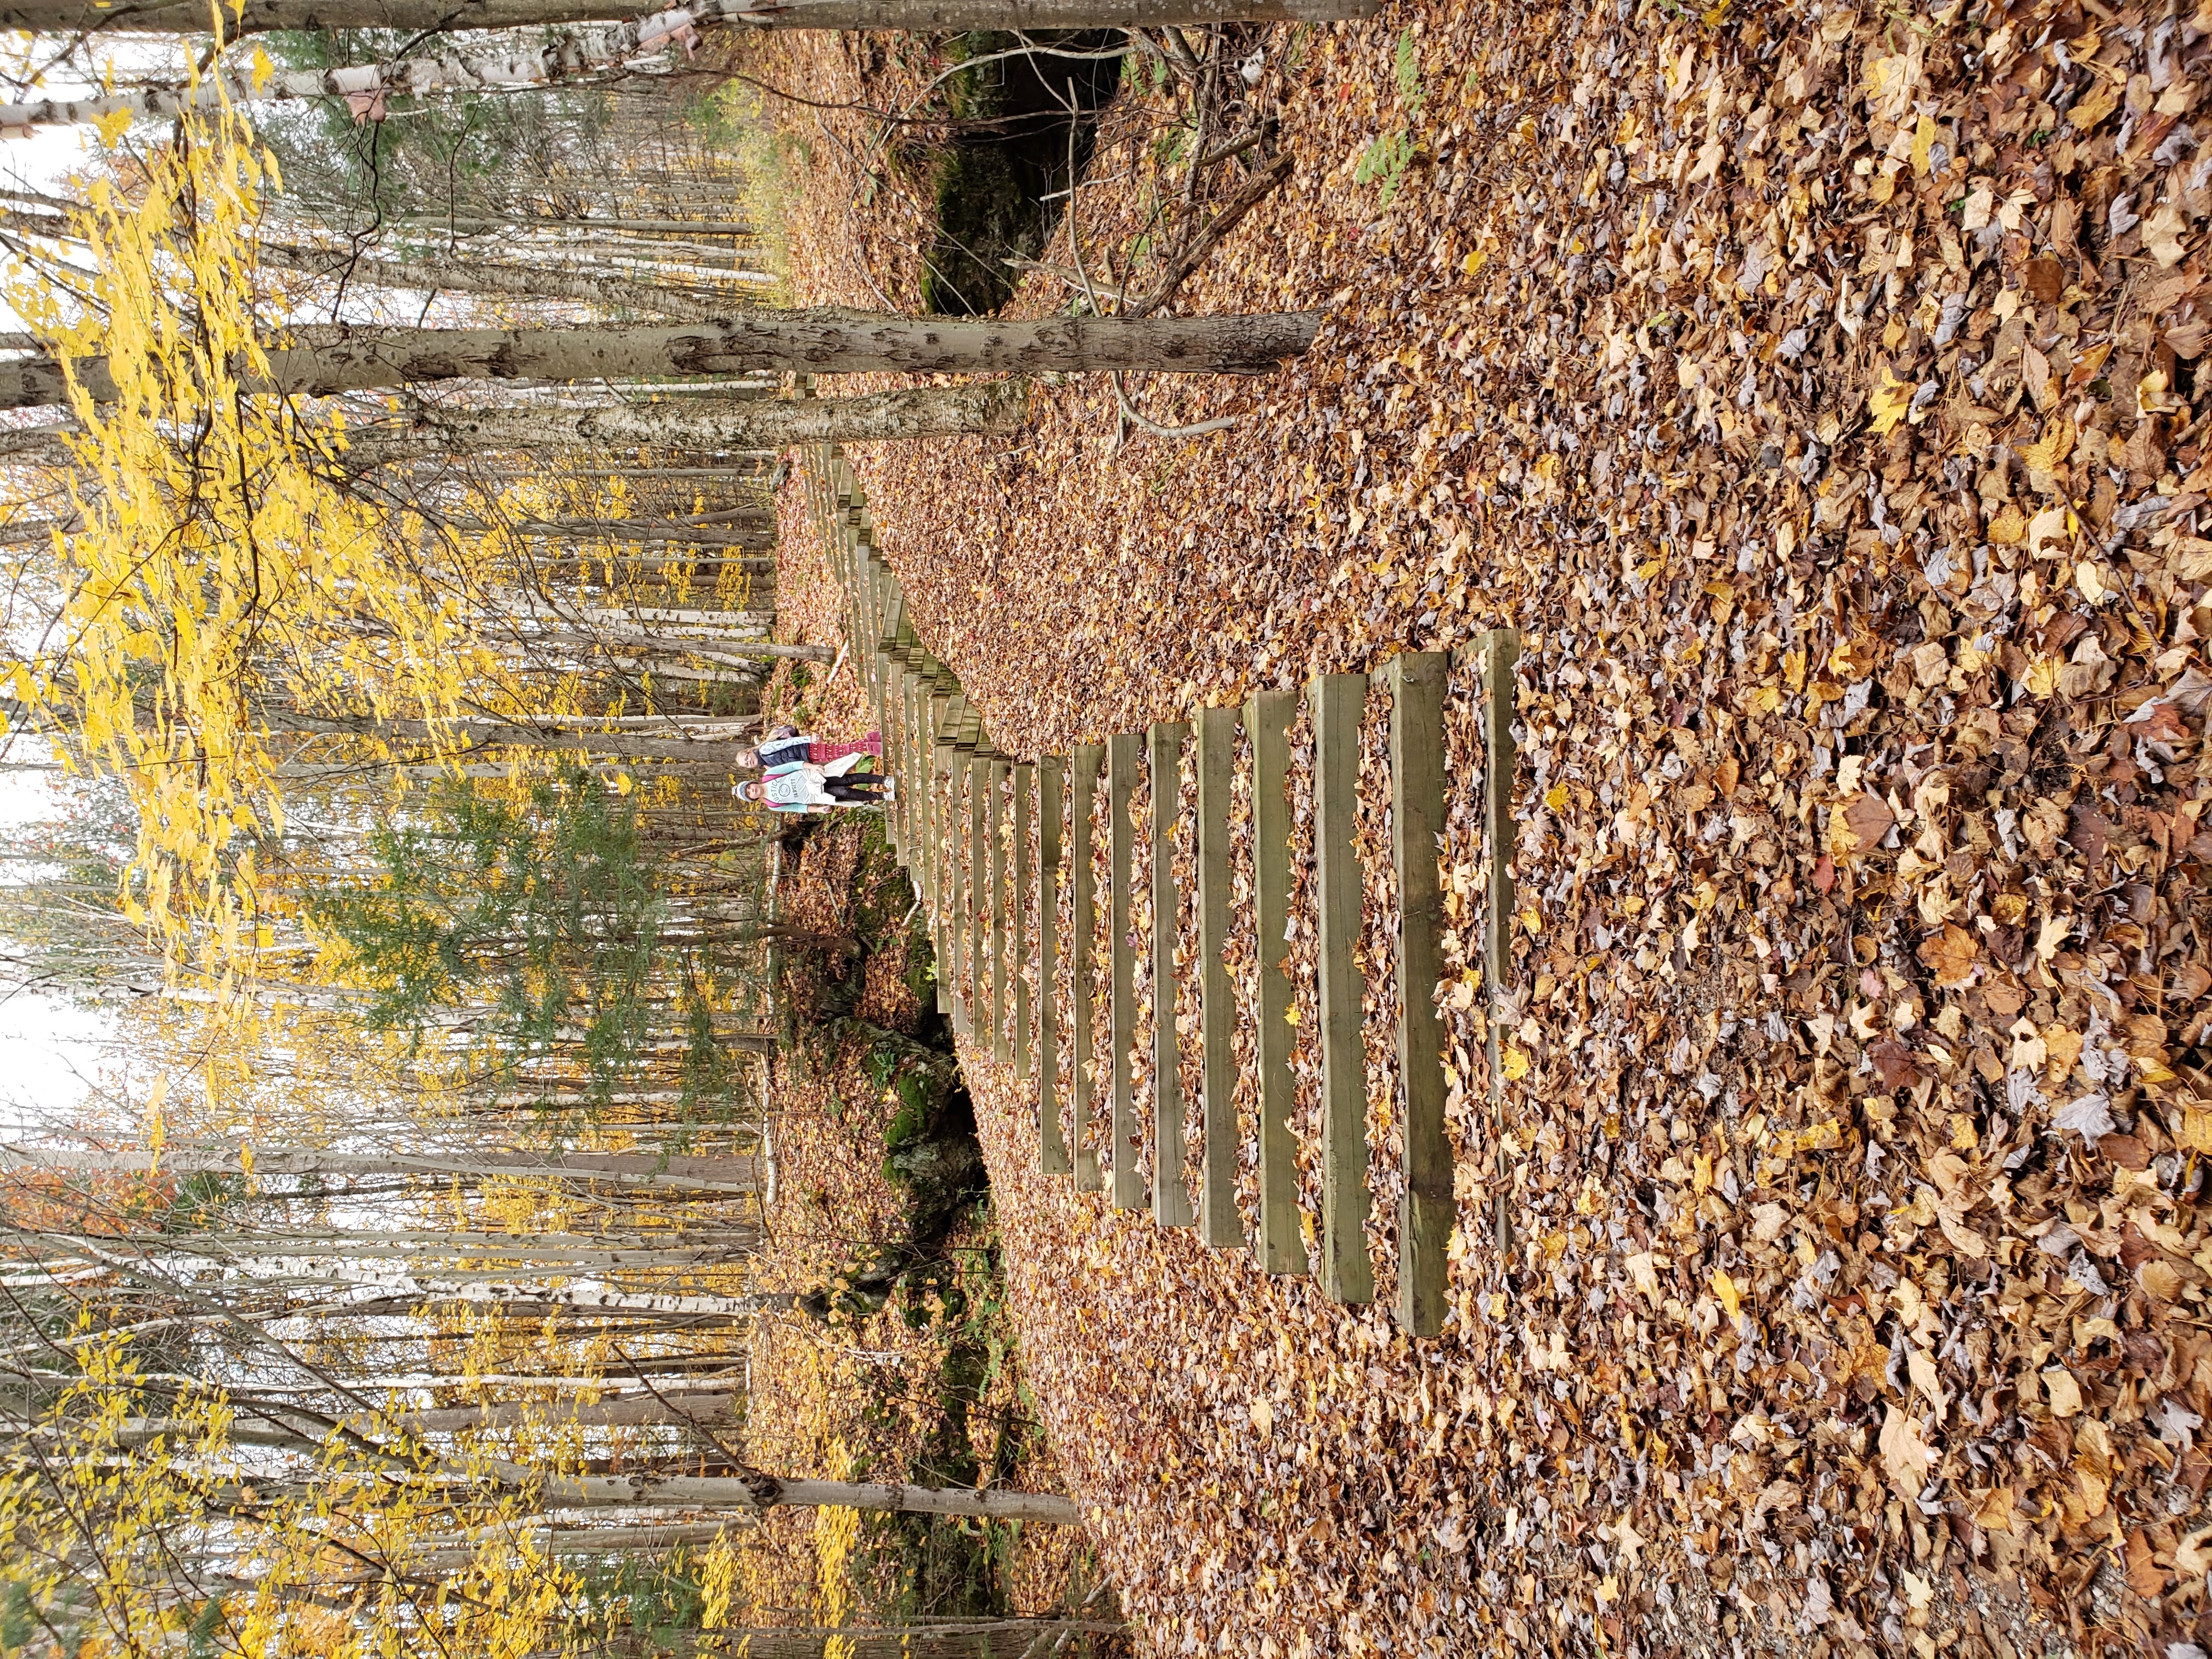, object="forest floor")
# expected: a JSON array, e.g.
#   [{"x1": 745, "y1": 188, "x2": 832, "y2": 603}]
[{"x1": 736, "y1": 2, "x2": 2212, "y2": 1656}]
